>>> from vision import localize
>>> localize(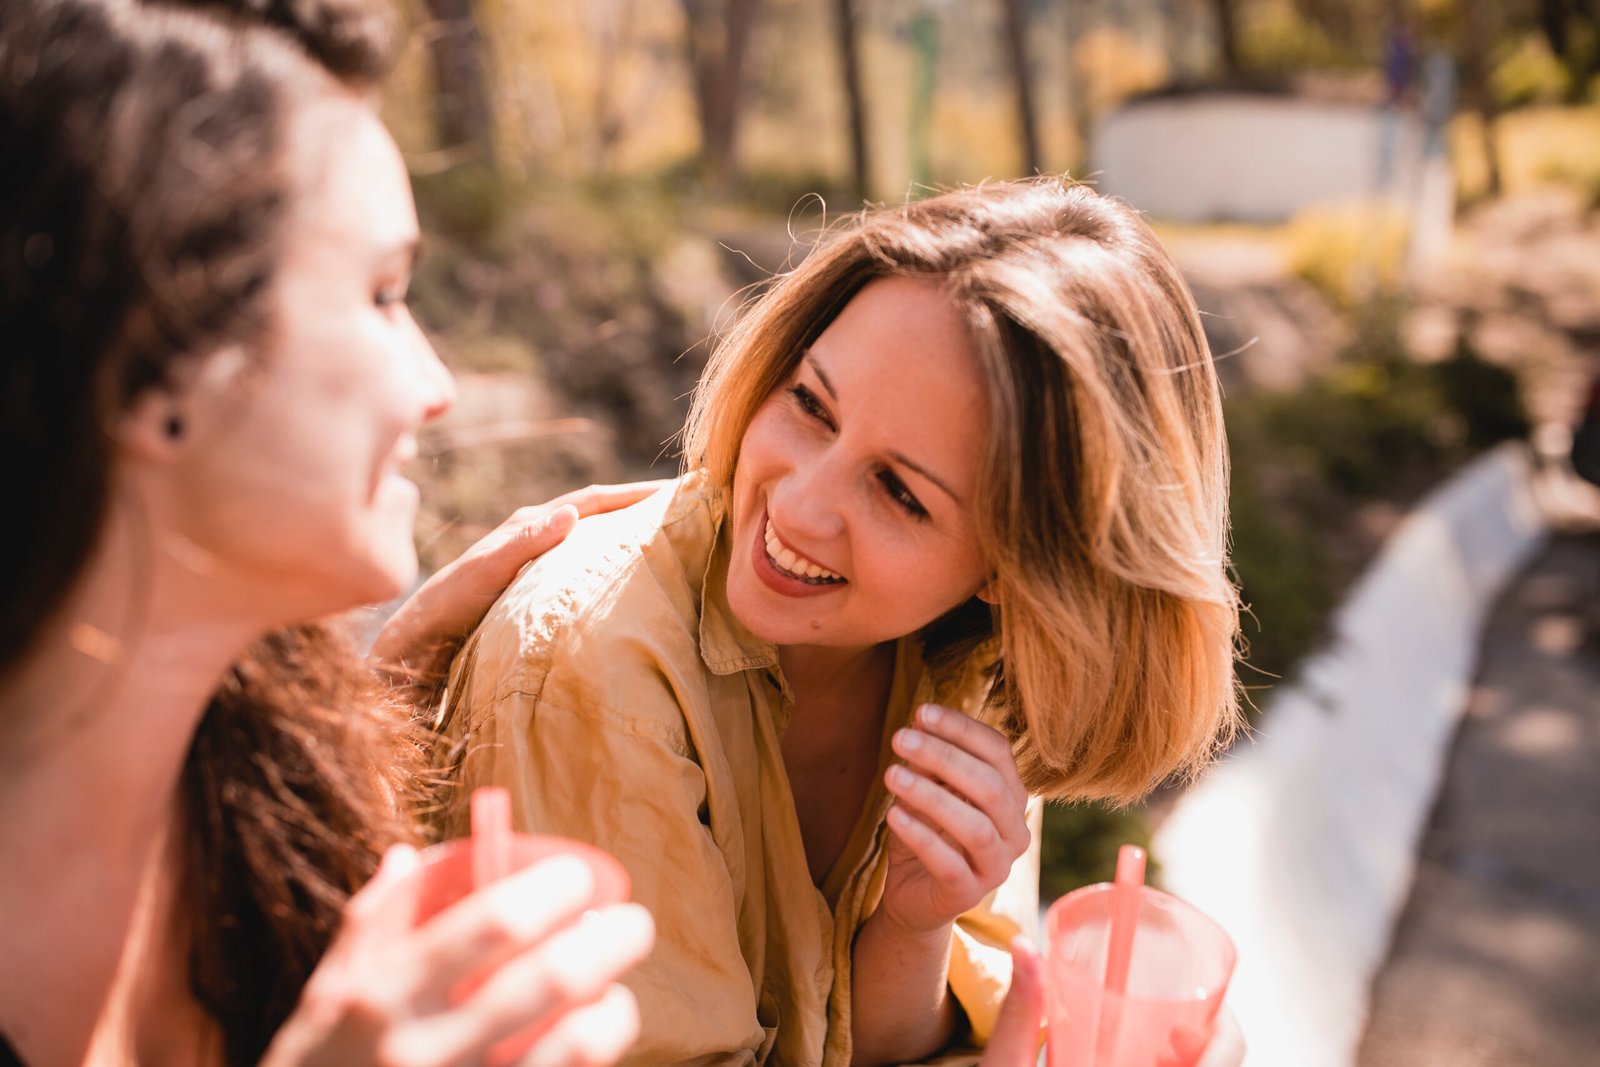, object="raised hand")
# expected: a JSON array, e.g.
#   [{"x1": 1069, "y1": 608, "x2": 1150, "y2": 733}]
[
  {"x1": 880, "y1": 703, "x2": 1031, "y2": 935},
  {"x1": 262, "y1": 844, "x2": 655, "y2": 1067}
]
